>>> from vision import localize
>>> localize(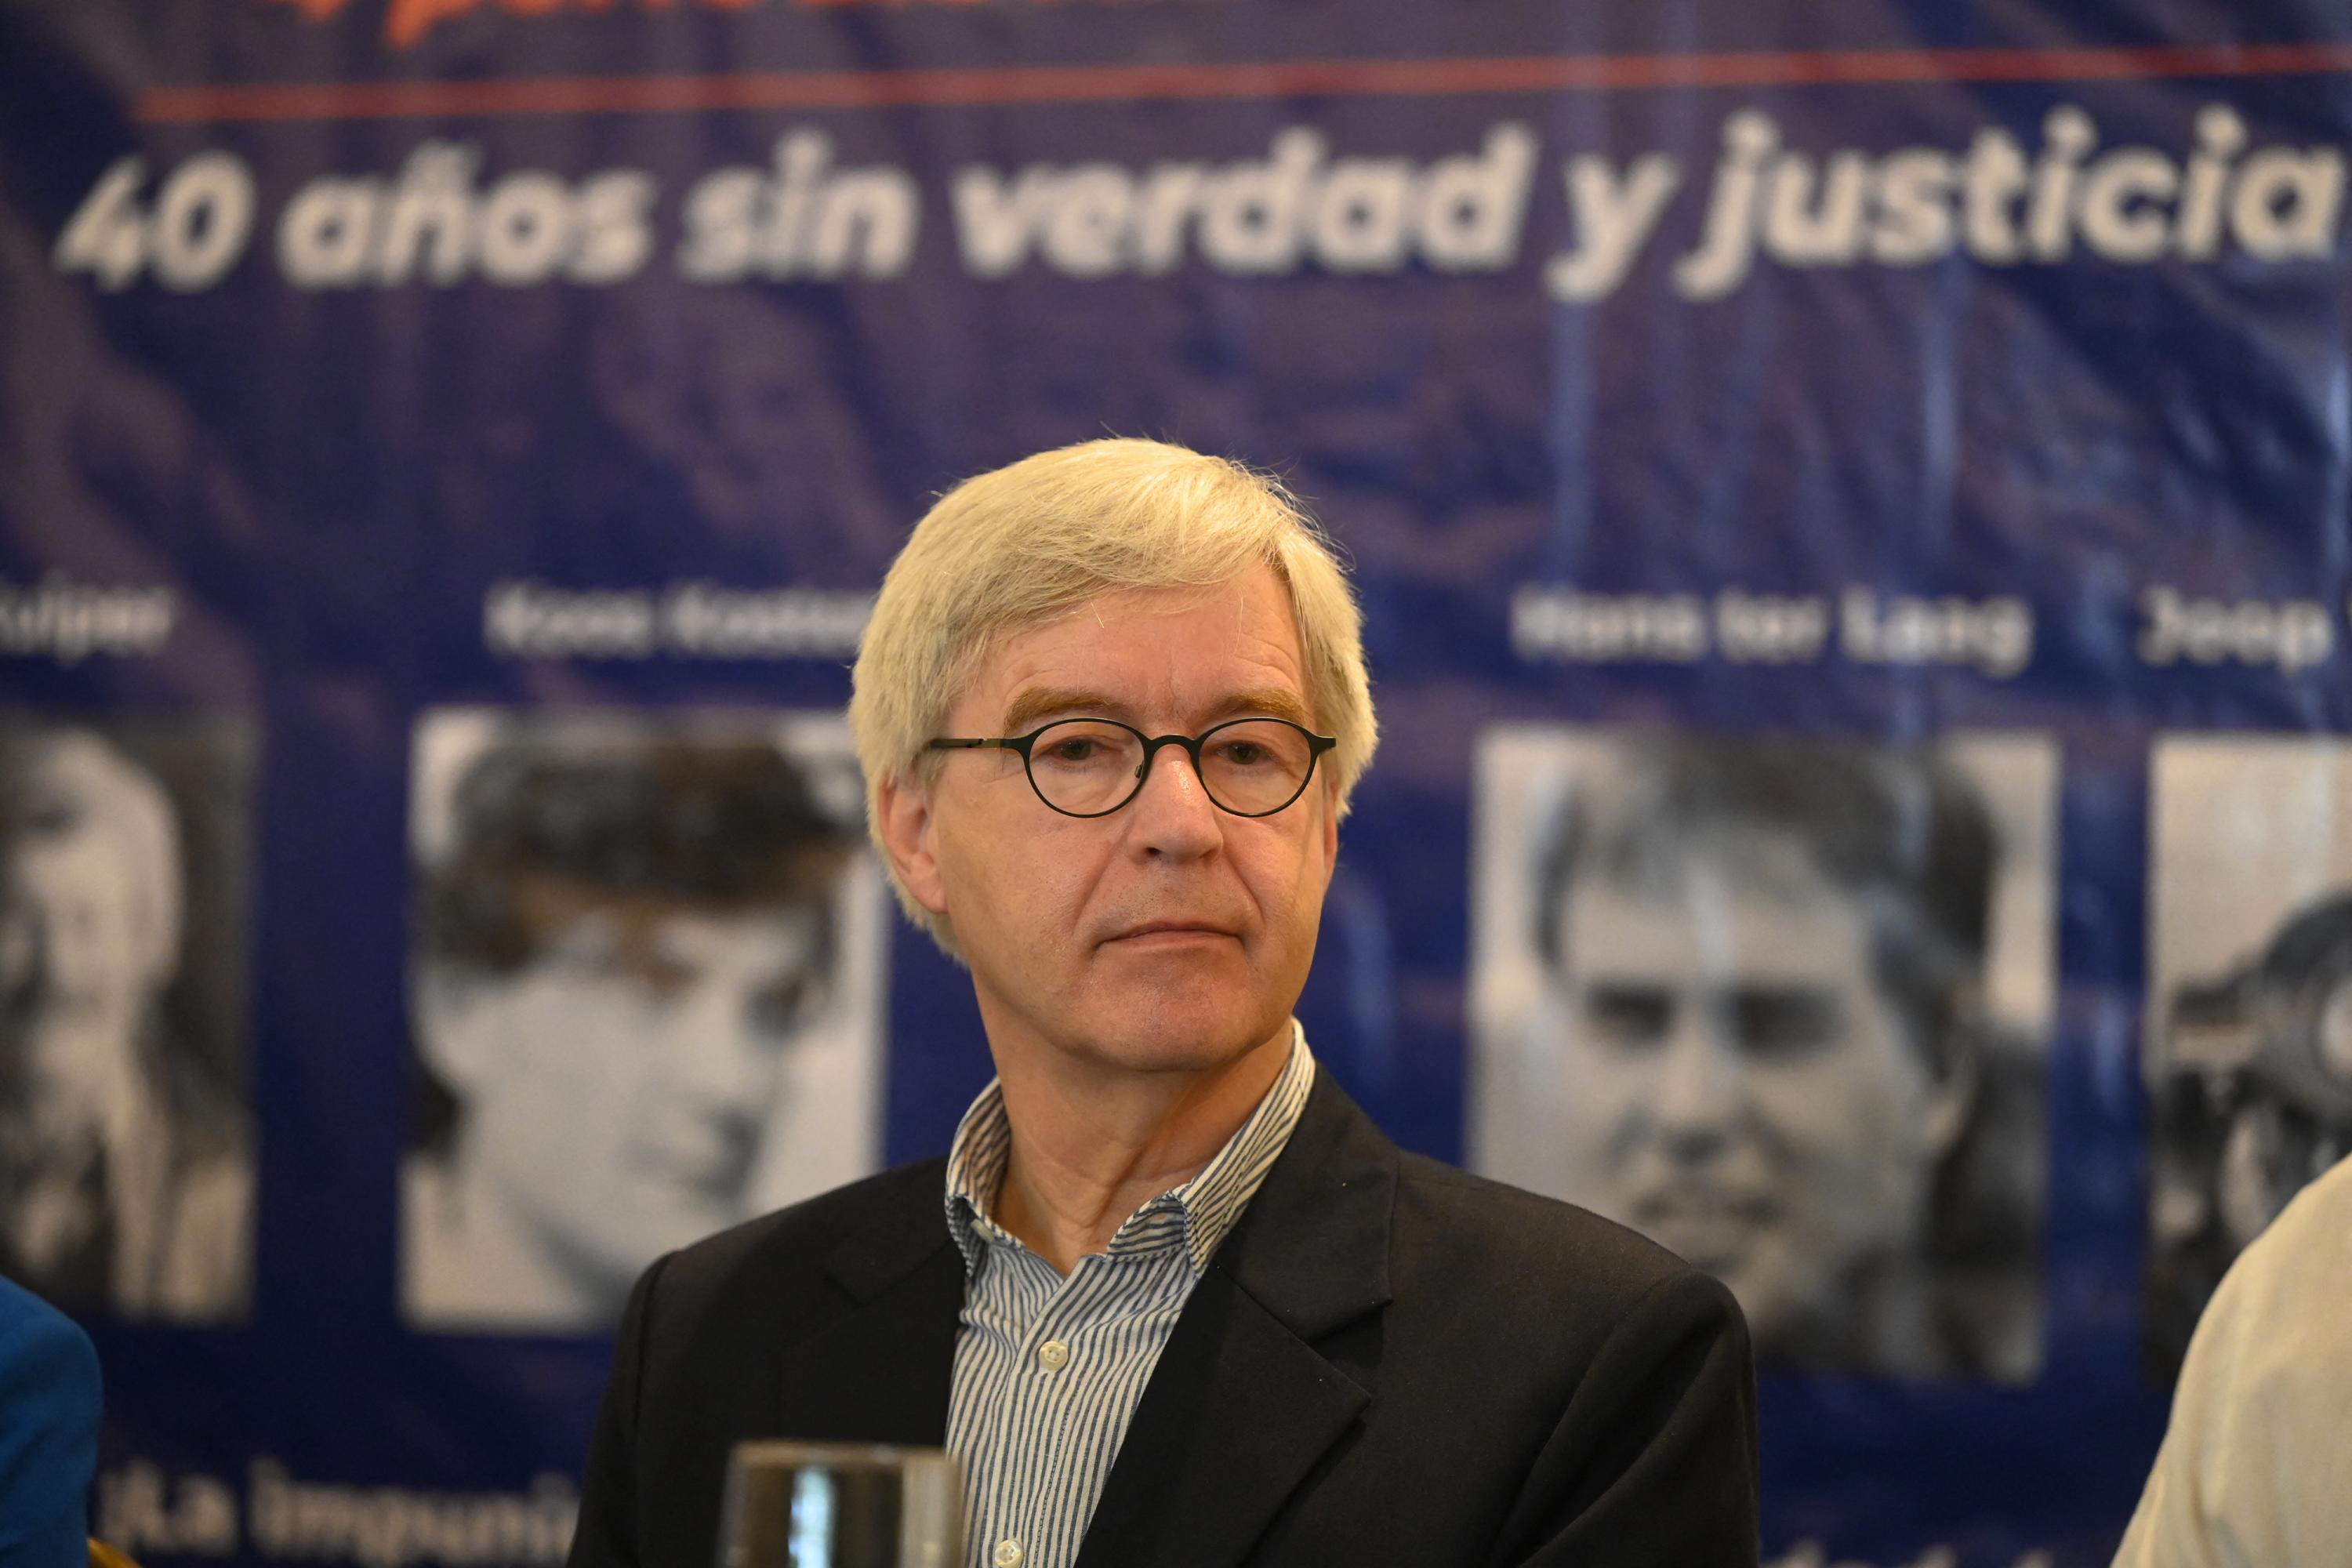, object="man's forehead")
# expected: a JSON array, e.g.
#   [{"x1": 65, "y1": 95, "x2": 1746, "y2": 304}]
[
  {"x1": 1563, "y1": 867, "x2": 1875, "y2": 985},
  {"x1": 967, "y1": 570, "x2": 1309, "y2": 720}
]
